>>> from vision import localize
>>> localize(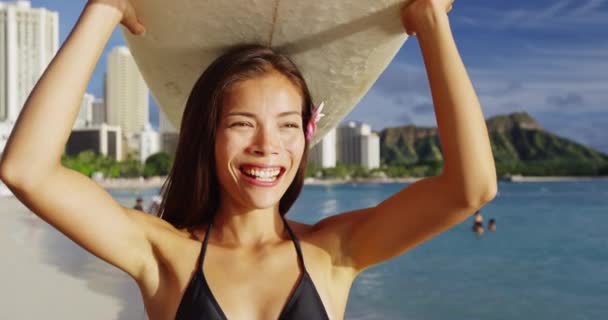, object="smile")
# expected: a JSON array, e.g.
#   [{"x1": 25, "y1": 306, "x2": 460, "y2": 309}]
[{"x1": 239, "y1": 165, "x2": 286, "y2": 186}]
